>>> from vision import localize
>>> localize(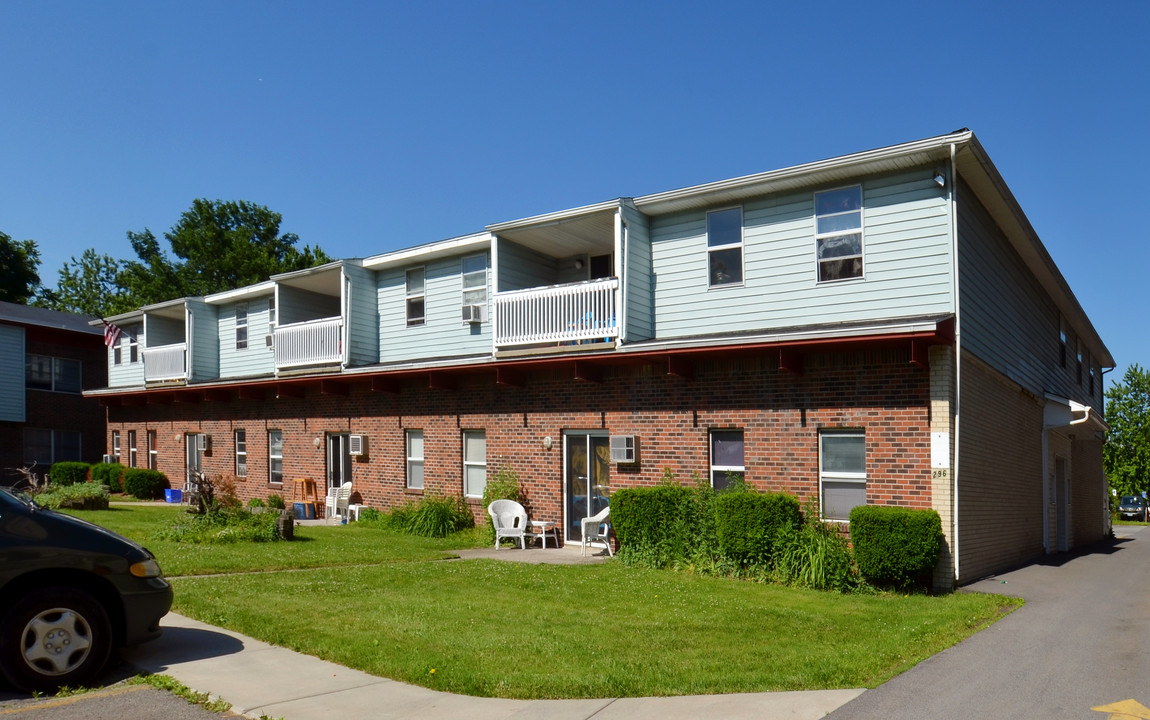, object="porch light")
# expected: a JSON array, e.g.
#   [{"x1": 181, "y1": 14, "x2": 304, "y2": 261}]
[
  {"x1": 542, "y1": 436, "x2": 553, "y2": 450},
  {"x1": 933, "y1": 172, "x2": 946, "y2": 188},
  {"x1": 313, "y1": 437, "x2": 322, "y2": 447}
]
